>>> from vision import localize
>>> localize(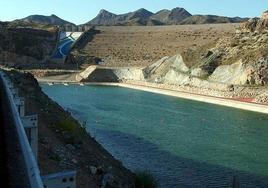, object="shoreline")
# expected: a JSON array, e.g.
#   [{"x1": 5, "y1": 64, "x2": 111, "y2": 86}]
[
  {"x1": 116, "y1": 83, "x2": 268, "y2": 114},
  {"x1": 37, "y1": 78, "x2": 268, "y2": 114}
]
